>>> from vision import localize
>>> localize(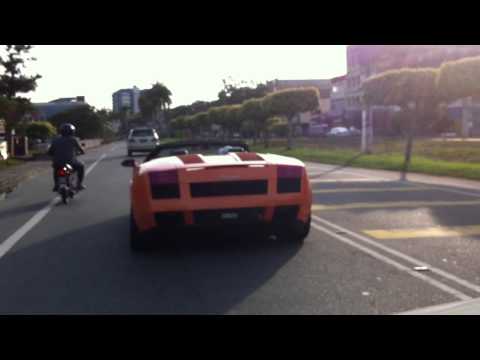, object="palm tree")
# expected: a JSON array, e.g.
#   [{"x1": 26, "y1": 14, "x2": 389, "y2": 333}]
[{"x1": 139, "y1": 83, "x2": 172, "y2": 132}]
